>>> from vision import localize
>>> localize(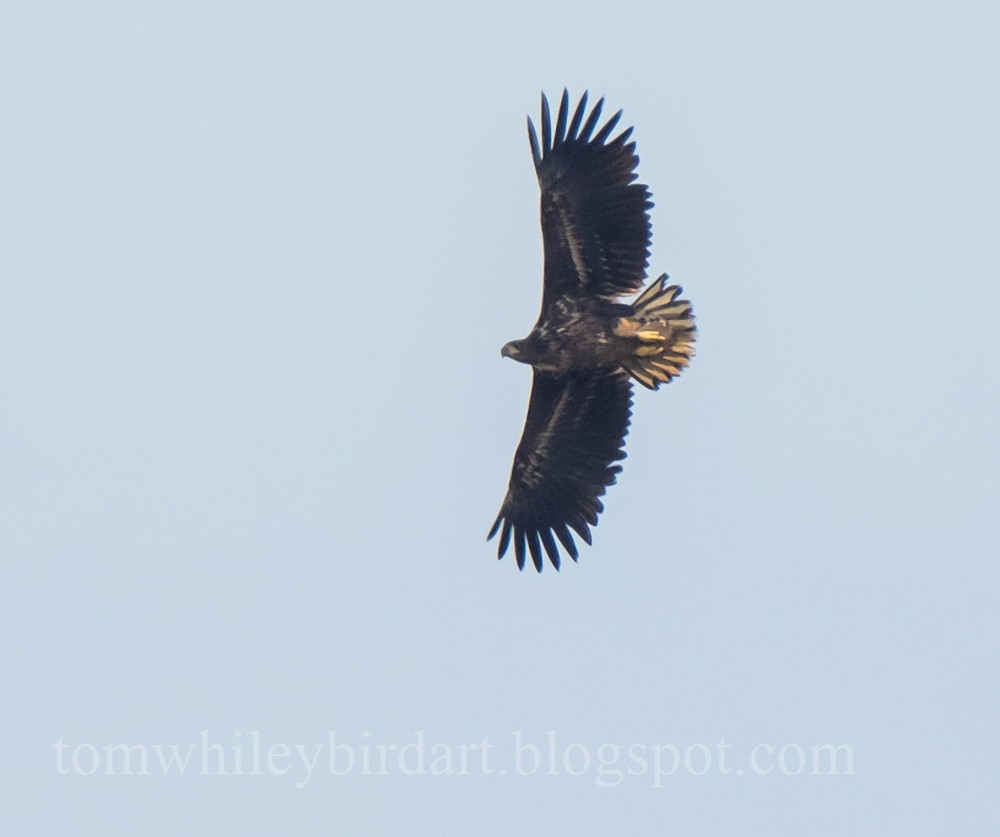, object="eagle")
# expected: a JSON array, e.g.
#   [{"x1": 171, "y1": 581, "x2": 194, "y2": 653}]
[{"x1": 487, "y1": 90, "x2": 696, "y2": 572}]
